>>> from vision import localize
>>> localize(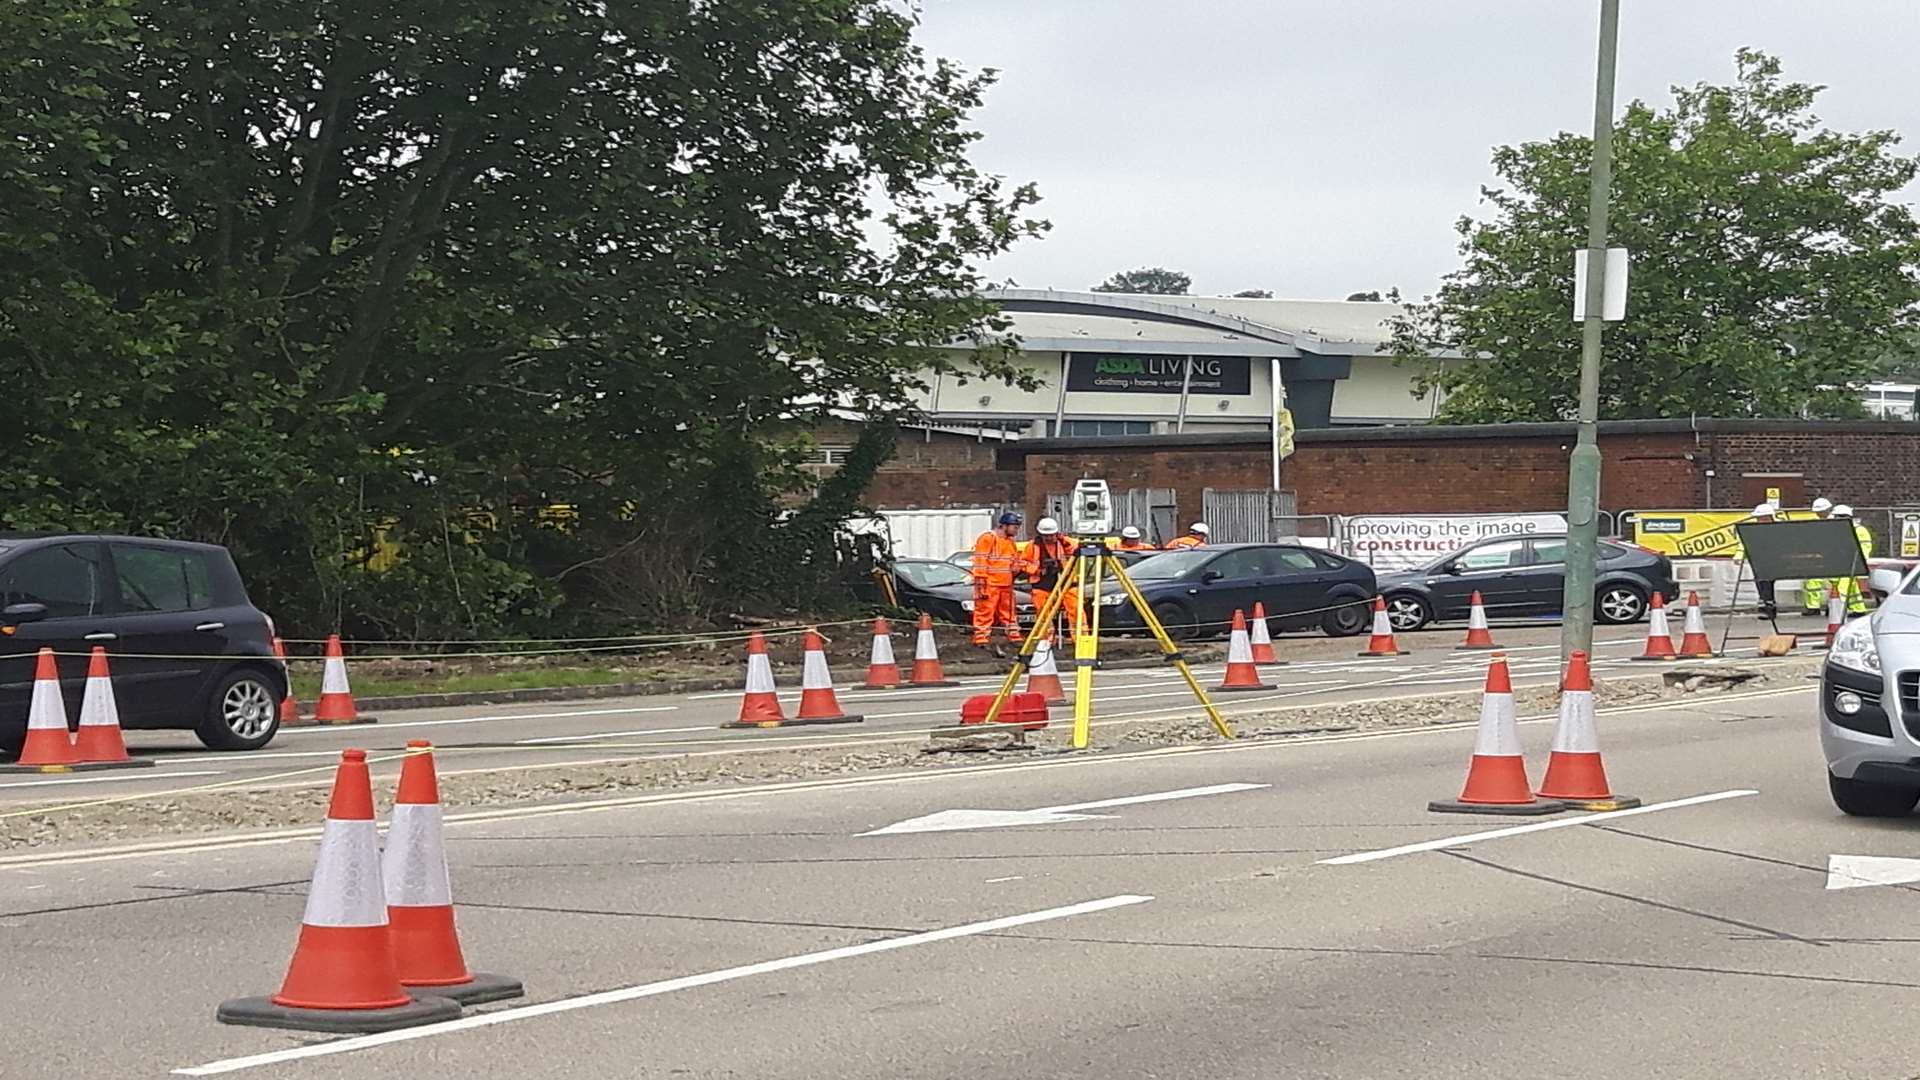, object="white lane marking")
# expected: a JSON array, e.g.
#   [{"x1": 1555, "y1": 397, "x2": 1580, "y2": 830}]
[
  {"x1": 278, "y1": 705, "x2": 679, "y2": 735},
  {"x1": 861, "y1": 782, "x2": 1268, "y2": 835},
  {"x1": 1041, "y1": 782, "x2": 1269, "y2": 814},
  {"x1": 173, "y1": 894, "x2": 1153, "y2": 1076},
  {"x1": 1318, "y1": 789, "x2": 1760, "y2": 865},
  {"x1": 1825, "y1": 854, "x2": 1920, "y2": 890},
  {"x1": 985, "y1": 876, "x2": 1023, "y2": 884},
  {"x1": 0, "y1": 770, "x2": 224, "y2": 790},
  {"x1": 514, "y1": 725, "x2": 714, "y2": 745}
]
